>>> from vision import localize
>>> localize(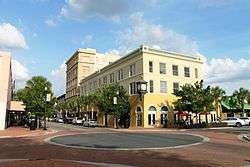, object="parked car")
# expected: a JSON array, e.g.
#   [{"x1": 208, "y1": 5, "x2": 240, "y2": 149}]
[
  {"x1": 48, "y1": 117, "x2": 56, "y2": 122},
  {"x1": 72, "y1": 117, "x2": 84, "y2": 125},
  {"x1": 221, "y1": 117, "x2": 246, "y2": 127},
  {"x1": 64, "y1": 117, "x2": 74, "y2": 124},
  {"x1": 239, "y1": 117, "x2": 250, "y2": 126},
  {"x1": 56, "y1": 118, "x2": 64, "y2": 123},
  {"x1": 83, "y1": 120, "x2": 97, "y2": 127}
]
